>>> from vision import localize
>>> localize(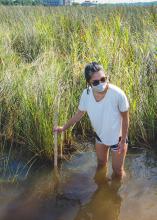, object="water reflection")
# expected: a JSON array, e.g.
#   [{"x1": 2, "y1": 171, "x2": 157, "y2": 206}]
[
  {"x1": 75, "y1": 166, "x2": 122, "y2": 220},
  {"x1": 1, "y1": 146, "x2": 157, "y2": 220}
]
